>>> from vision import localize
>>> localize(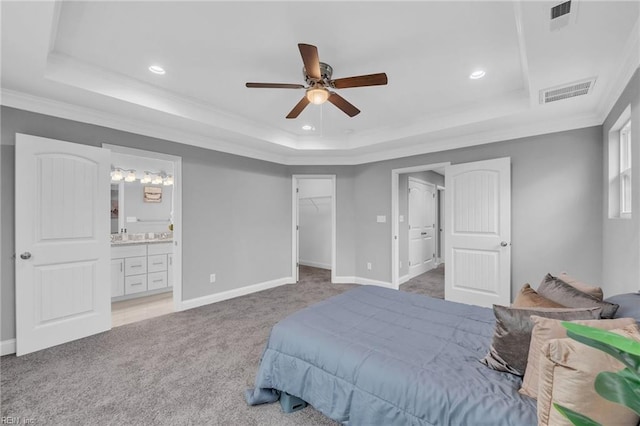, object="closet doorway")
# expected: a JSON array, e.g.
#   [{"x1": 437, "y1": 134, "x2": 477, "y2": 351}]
[{"x1": 292, "y1": 175, "x2": 336, "y2": 283}]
